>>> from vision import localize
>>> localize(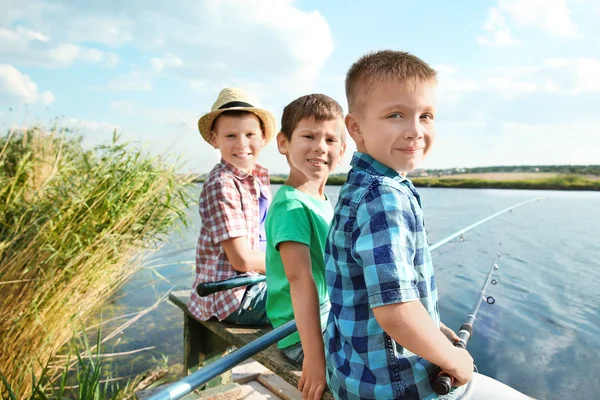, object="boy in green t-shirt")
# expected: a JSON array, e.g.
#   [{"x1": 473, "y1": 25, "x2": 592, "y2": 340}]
[{"x1": 265, "y1": 94, "x2": 346, "y2": 400}]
